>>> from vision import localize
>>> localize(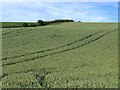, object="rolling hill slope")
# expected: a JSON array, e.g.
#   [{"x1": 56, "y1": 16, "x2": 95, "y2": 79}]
[{"x1": 2, "y1": 22, "x2": 118, "y2": 88}]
